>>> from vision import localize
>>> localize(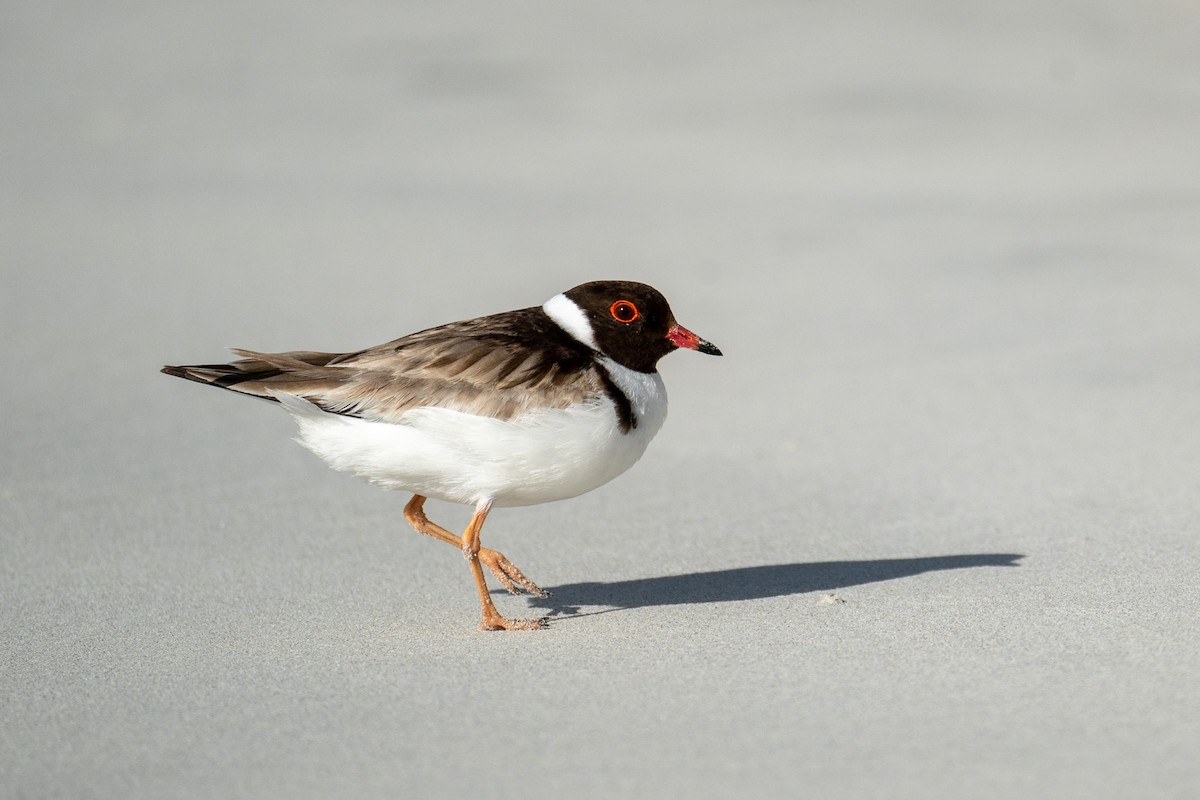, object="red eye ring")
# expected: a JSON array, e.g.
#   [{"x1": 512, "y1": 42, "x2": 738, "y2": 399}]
[{"x1": 609, "y1": 300, "x2": 639, "y2": 323}]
